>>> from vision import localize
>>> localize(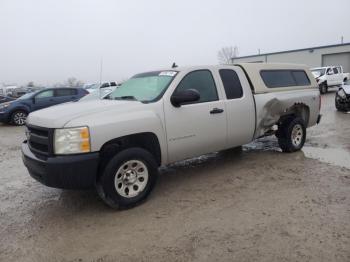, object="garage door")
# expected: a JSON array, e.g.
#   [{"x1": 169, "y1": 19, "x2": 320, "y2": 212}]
[{"x1": 322, "y1": 52, "x2": 350, "y2": 73}]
